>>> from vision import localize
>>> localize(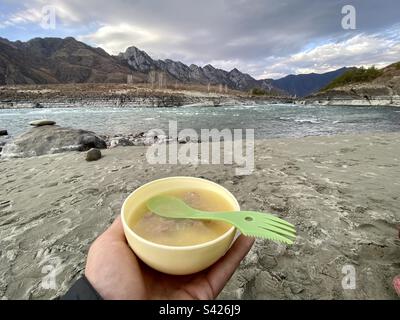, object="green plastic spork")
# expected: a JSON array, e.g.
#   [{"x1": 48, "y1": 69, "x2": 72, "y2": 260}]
[{"x1": 146, "y1": 195, "x2": 296, "y2": 245}]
